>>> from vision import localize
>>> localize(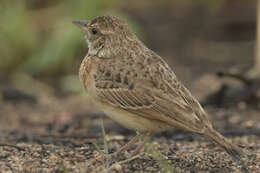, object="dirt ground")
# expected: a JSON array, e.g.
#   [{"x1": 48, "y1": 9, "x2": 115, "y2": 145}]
[
  {"x1": 0, "y1": 92, "x2": 260, "y2": 173},
  {"x1": 1, "y1": 2, "x2": 260, "y2": 173}
]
